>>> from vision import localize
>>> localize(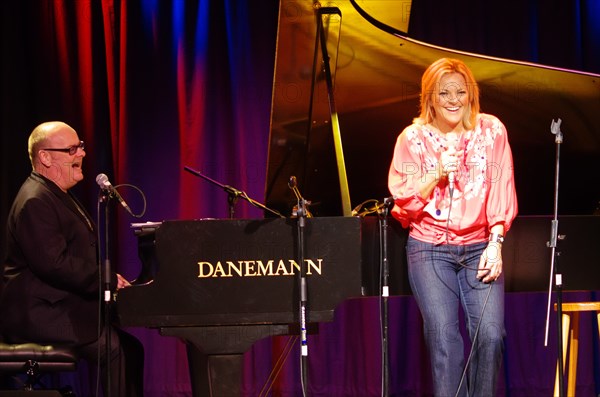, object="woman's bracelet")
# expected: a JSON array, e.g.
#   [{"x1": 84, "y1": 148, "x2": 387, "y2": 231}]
[{"x1": 488, "y1": 232, "x2": 504, "y2": 244}]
